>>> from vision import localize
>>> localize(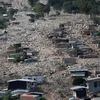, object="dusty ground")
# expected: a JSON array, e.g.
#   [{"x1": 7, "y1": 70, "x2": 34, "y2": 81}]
[{"x1": 0, "y1": 10, "x2": 100, "y2": 99}]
